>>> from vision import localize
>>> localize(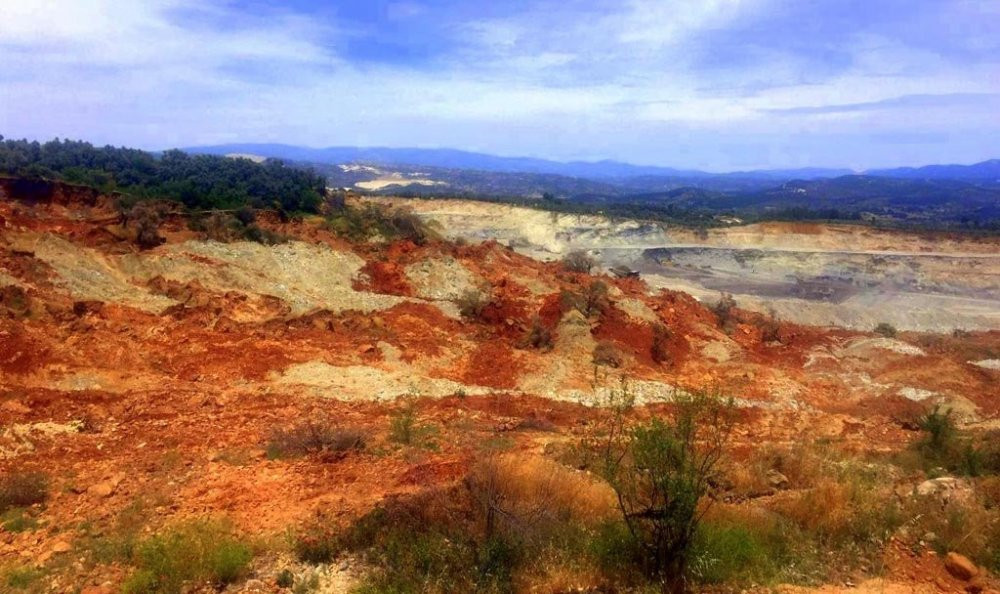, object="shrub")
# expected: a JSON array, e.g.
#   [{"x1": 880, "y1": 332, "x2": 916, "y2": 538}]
[
  {"x1": 874, "y1": 322, "x2": 897, "y2": 338},
  {"x1": 325, "y1": 204, "x2": 434, "y2": 244},
  {"x1": 0, "y1": 285, "x2": 32, "y2": 319},
  {"x1": 519, "y1": 315, "x2": 554, "y2": 352},
  {"x1": 902, "y1": 492, "x2": 1000, "y2": 572},
  {"x1": 777, "y1": 477, "x2": 901, "y2": 549},
  {"x1": 192, "y1": 210, "x2": 285, "y2": 245},
  {"x1": 712, "y1": 293, "x2": 737, "y2": 333},
  {"x1": 560, "y1": 281, "x2": 609, "y2": 319},
  {"x1": 2, "y1": 565, "x2": 42, "y2": 590},
  {"x1": 756, "y1": 309, "x2": 782, "y2": 343},
  {"x1": 294, "y1": 513, "x2": 340, "y2": 564},
  {"x1": 389, "y1": 401, "x2": 437, "y2": 449},
  {"x1": 916, "y1": 405, "x2": 957, "y2": 460},
  {"x1": 562, "y1": 251, "x2": 595, "y2": 274},
  {"x1": 266, "y1": 422, "x2": 364, "y2": 460},
  {"x1": 121, "y1": 519, "x2": 252, "y2": 594},
  {"x1": 597, "y1": 390, "x2": 736, "y2": 591},
  {"x1": 126, "y1": 201, "x2": 166, "y2": 249},
  {"x1": 690, "y1": 515, "x2": 777, "y2": 584},
  {"x1": 592, "y1": 341, "x2": 624, "y2": 368},
  {"x1": 651, "y1": 323, "x2": 672, "y2": 364},
  {"x1": 1, "y1": 508, "x2": 38, "y2": 533},
  {"x1": 0, "y1": 471, "x2": 48, "y2": 512},
  {"x1": 457, "y1": 289, "x2": 490, "y2": 321}
]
